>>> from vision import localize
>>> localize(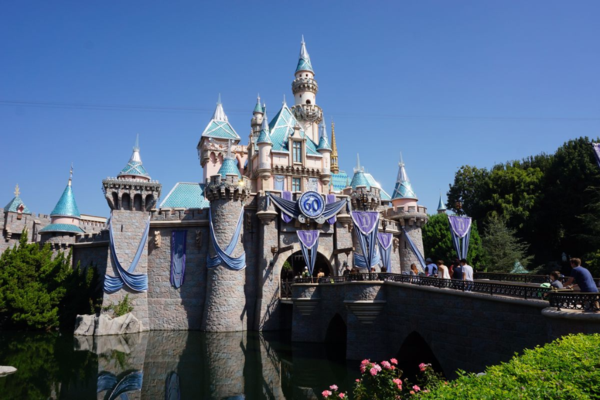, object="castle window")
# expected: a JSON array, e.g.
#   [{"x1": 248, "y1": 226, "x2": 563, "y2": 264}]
[
  {"x1": 292, "y1": 178, "x2": 301, "y2": 192},
  {"x1": 306, "y1": 100, "x2": 311, "y2": 105},
  {"x1": 293, "y1": 141, "x2": 302, "y2": 163}
]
